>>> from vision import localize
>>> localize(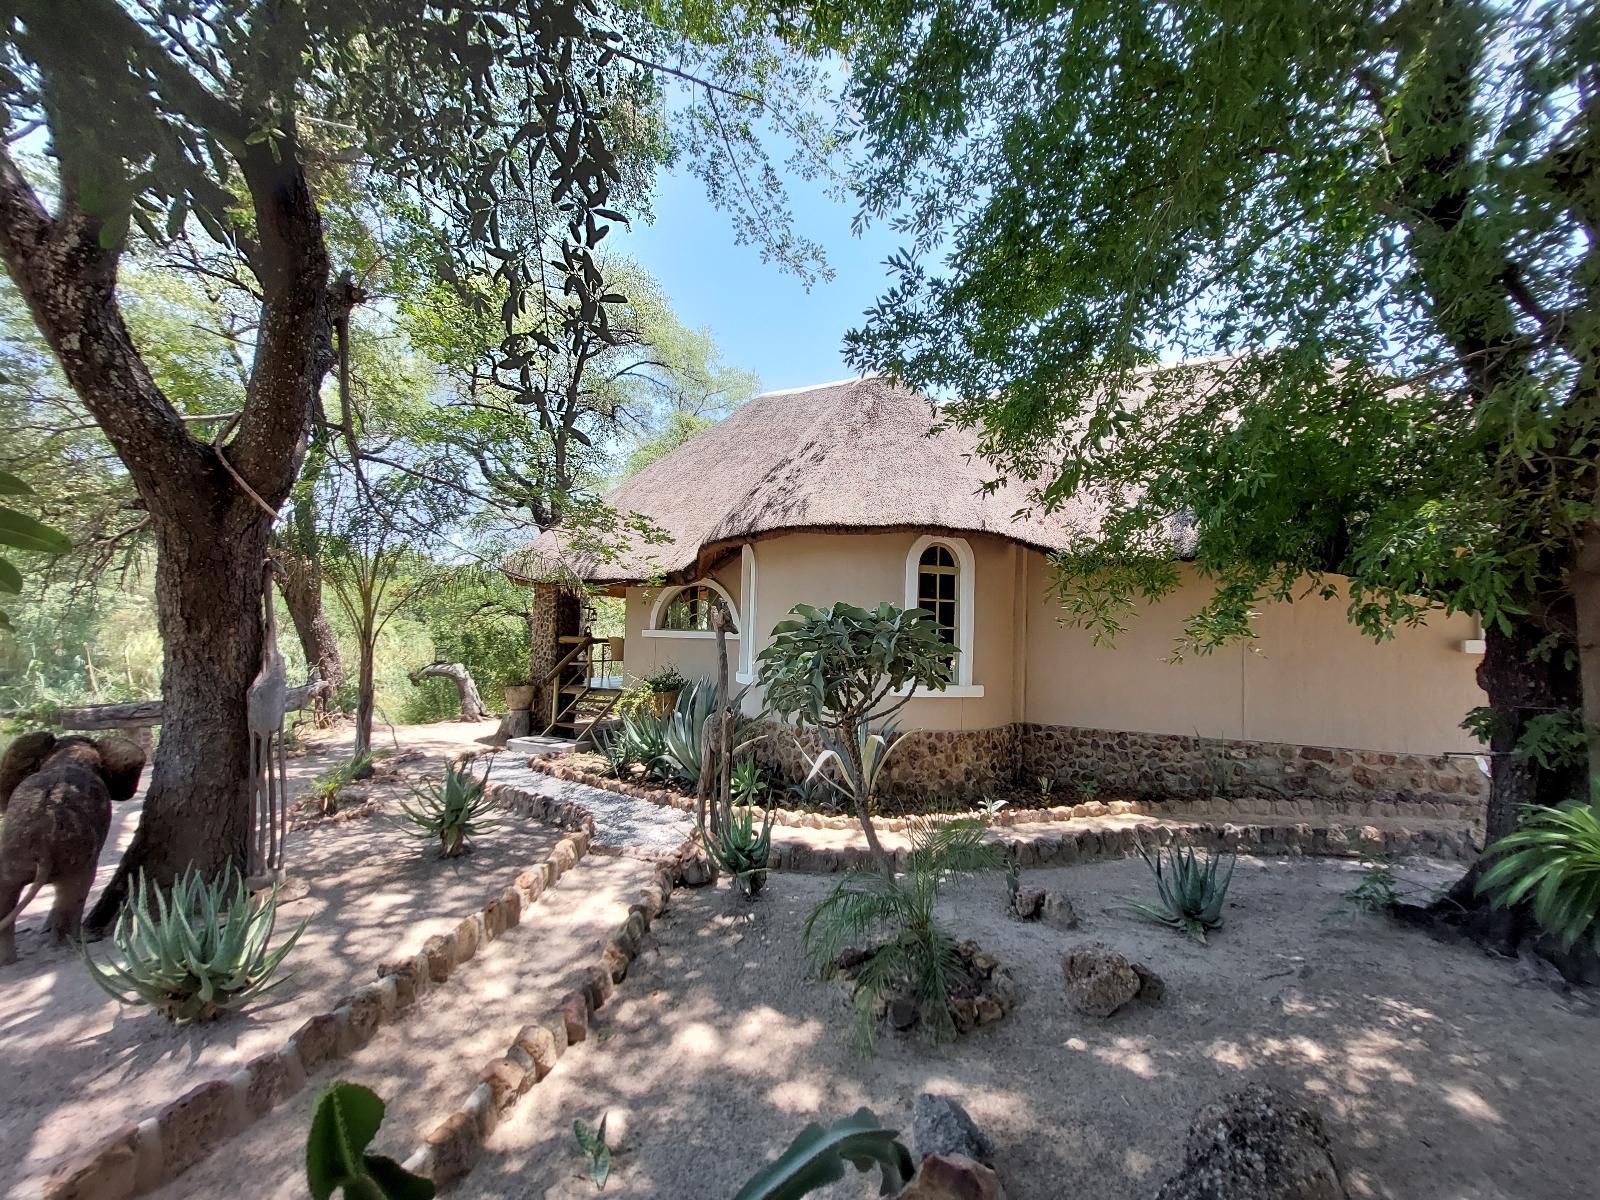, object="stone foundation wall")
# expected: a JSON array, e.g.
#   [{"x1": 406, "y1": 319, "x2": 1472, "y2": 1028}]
[
  {"x1": 747, "y1": 719, "x2": 1488, "y2": 820},
  {"x1": 1019, "y1": 723, "x2": 1487, "y2": 821},
  {"x1": 749, "y1": 722, "x2": 1018, "y2": 803}
]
